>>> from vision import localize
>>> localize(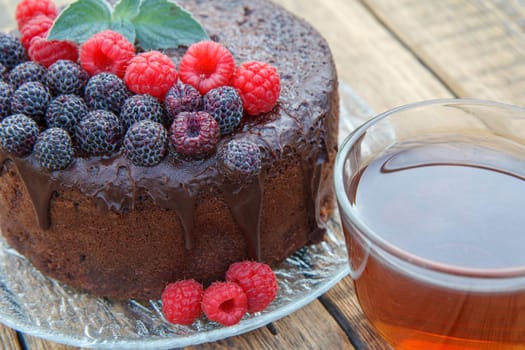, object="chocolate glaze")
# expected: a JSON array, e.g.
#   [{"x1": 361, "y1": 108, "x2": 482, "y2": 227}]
[{"x1": 0, "y1": 0, "x2": 339, "y2": 299}]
